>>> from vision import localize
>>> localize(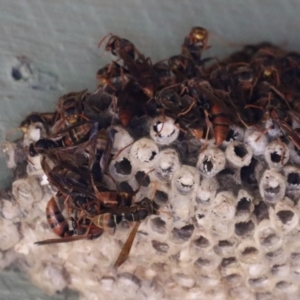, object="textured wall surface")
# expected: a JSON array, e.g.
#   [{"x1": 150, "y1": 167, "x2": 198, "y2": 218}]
[
  {"x1": 0, "y1": 268, "x2": 78, "y2": 300},
  {"x1": 1, "y1": 0, "x2": 300, "y2": 298}
]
